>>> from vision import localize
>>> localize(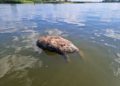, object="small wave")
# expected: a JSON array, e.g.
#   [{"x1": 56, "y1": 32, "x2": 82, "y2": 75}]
[
  {"x1": 76, "y1": 22, "x2": 85, "y2": 27},
  {"x1": 15, "y1": 47, "x2": 22, "y2": 53},
  {"x1": 90, "y1": 36, "x2": 95, "y2": 39},
  {"x1": 94, "y1": 32, "x2": 101, "y2": 37},
  {"x1": 112, "y1": 53, "x2": 120, "y2": 77},
  {"x1": 116, "y1": 53, "x2": 120, "y2": 58},
  {"x1": 104, "y1": 43, "x2": 117, "y2": 48},
  {"x1": 64, "y1": 20, "x2": 85, "y2": 27},
  {"x1": 12, "y1": 36, "x2": 19, "y2": 42},
  {"x1": 104, "y1": 29, "x2": 120, "y2": 40},
  {"x1": 100, "y1": 39, "x2": 104, "y2": 42},
  {"x1": 0, "y1": 28, "x2": 17, "y2": 33},
  {"x1": 45, "y1": 29, "x2": 68, "y2": 37},
  {"x1": 100, "y1": 18, "x2": 111, "y2": 22},
  {"x1": 113, "y1": 67, "x2": 120, "y2": 77},
  {"x1": 114, "y1": 58, "x2": 120, "y2": 64}
]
